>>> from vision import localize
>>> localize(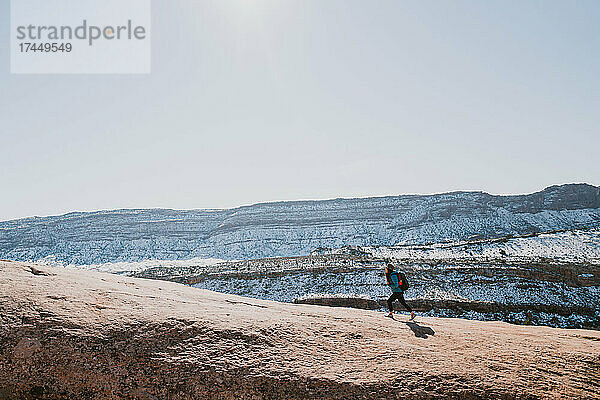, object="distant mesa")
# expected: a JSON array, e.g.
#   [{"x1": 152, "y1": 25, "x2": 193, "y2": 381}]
[{"x1": 0, "y1": 183, "x2": 599, "y2": 265}]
